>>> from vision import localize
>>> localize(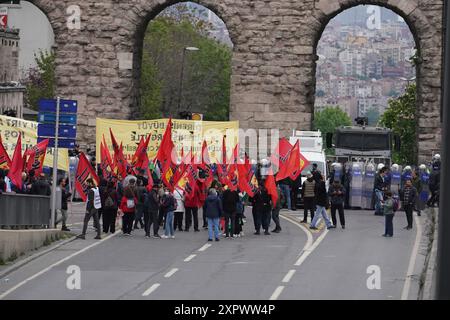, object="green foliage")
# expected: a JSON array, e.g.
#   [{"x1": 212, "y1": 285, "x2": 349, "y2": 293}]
[
  {"x1": 313, "y1": 106, "x2": 352, "y2": 154},
  {"x1": 139, "y1": 4, "x2": 232, "y2": 120},
  {"x1": 23, "y1": 50, "x2": 55, "y2": 111},
  {"x1": 380, "y1": 84, "x2": 417, "y2": 165}
]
